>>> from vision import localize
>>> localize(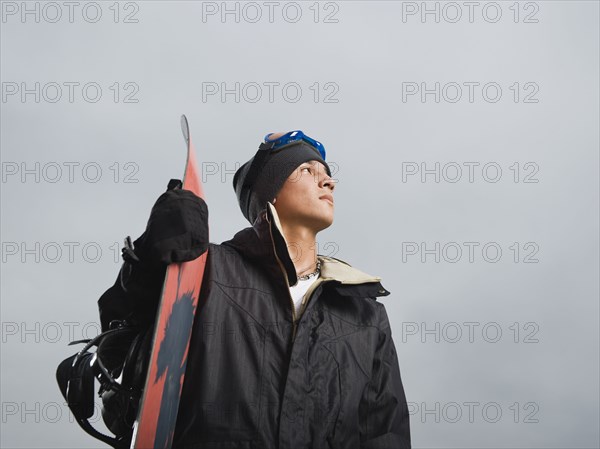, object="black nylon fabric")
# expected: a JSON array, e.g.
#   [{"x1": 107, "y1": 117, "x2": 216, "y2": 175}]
[
  {"x1": 137, "y1": 187, "x2": 209, "y2": 265},
  {"x1": 97, "y1": 204, "x2": 410, "y2": 449}
]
